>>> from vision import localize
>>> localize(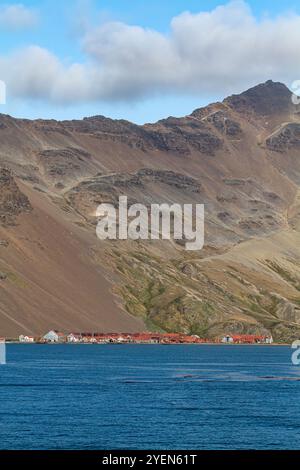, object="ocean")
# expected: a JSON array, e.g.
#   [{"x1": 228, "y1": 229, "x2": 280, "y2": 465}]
[{"x1": 0, "y1": 344, "x2": 299, "y2": 450}]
